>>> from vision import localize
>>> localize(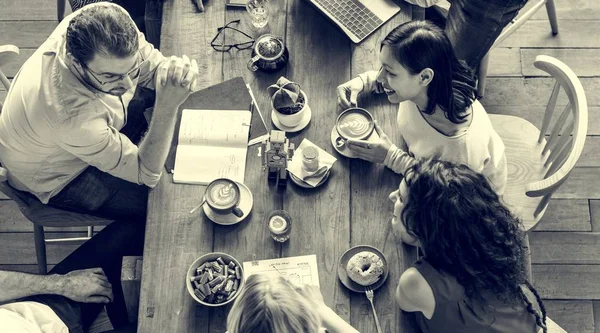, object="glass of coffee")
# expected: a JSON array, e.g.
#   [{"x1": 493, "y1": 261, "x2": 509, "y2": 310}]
[
  {"x1": 267, "y1": 210, "x2": 292, "y2": 242},
  {"x1": 205, "y1": 178, "x2": 244, "y2": 217},
  {"x1": 336, "y1": 107, "x2": 375, "y2": 141}
]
